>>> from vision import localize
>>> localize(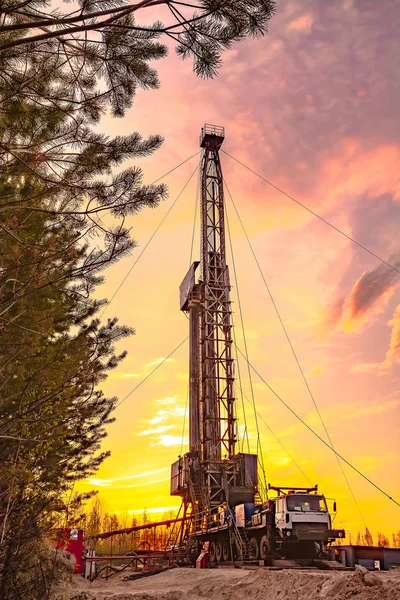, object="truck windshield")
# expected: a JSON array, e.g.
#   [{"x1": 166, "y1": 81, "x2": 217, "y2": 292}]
[{"x1": 286, "y1": 495, "x2": 327, "y2": 512}]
